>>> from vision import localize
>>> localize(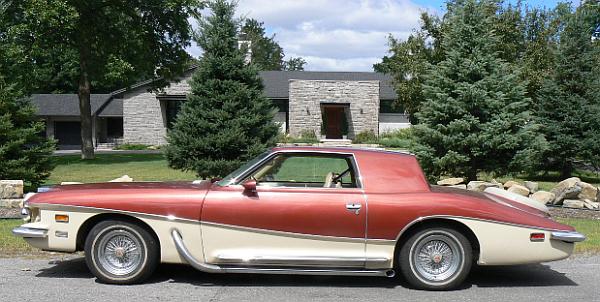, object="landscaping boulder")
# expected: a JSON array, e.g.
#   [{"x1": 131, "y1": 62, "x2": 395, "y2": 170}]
[
  {"x1": 467, "y1": 181, "x2": 502, "y2": 192},
  {"x1": 503, "y1": 180, "x2": 520, "y2": 189},
  {"x1": 507, "y1": 184, "x2": 530, "y2": 197},
  {"x1": 0, "y1": 199, "x2": 22, "y2": 208},
  {"x1": 583, "y1": 199, "x2": 599, "y2": 210},
  {"x1": 437, "y1": 177, "x2": 464, "y2": 186},
  {"x1": 577, "y1": 182, "x2": 598, "y2": 202},
  {"x1": 563, "y1": 199, "x2": 585, "y2": 209},
  {"x1": 109, "y1": 175, "x2": 133, "y2": 182},
  {"x1": 550, "y1": 177, "x2": 582, "y2": 205},
  {"x1": 0, "y1": 180, "x2": 24, "y2": 199},
  {"x1": 530, "y1": 191, "x2": 555, "y2": 205},
  {"x1": 524, "y1": 181, "x2": 539, "y2": 193},
  {"x1": 449, "y1": 184, "x2": 467, "y2": 189}
]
